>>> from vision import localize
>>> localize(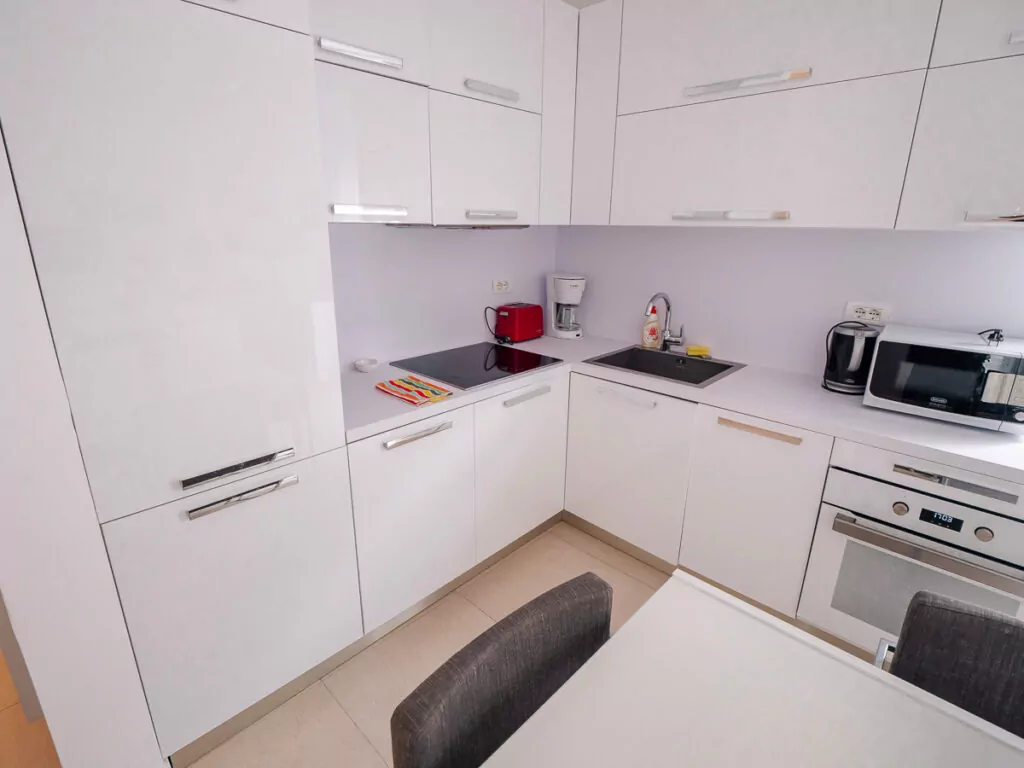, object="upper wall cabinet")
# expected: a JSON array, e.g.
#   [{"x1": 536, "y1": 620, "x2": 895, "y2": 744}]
[
  {"x1": 310, "y1": 0, "x2": 430, "y2": 85},
  {"x1": 898, "y1": 57, "x2": 1024, "y2": 231},
  {"x1": 612, "y1": 72, "x2": 925, "y2": 229},
  {"x1": 316, "y1": 64, "x2": 432, "y2": 224},
  {"x1": 429, "y1": 91, "x2": 542, "y2": 226},
  {"x1": 616, "y1": 0, "x2": 940, "y2": 115},
  {"x1": 186, "y1": 0, "x2": 310, "y2": 33},
  {"x1": 429, "y1": 0, "x2": 545, "y2": 114},
  {"x1": 1, "y1": 2, "x2": 345, "y2": 521},
  {"x1": 931, "y1": 0, "x2": 1024, "y2": 68}
]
